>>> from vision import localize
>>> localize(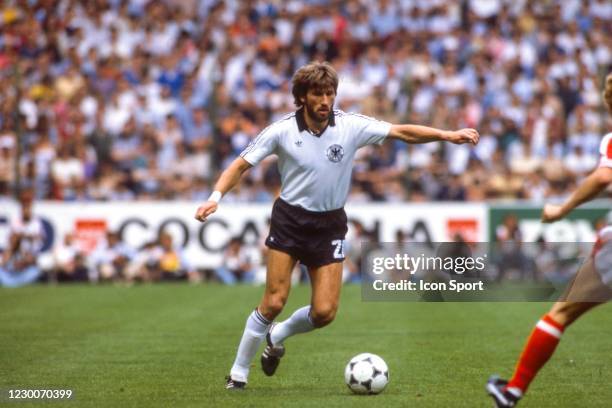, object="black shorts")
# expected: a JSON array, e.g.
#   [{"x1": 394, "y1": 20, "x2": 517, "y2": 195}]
[{"x1": 265, "y1": 198, "x2": 348, "y2": 268}]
